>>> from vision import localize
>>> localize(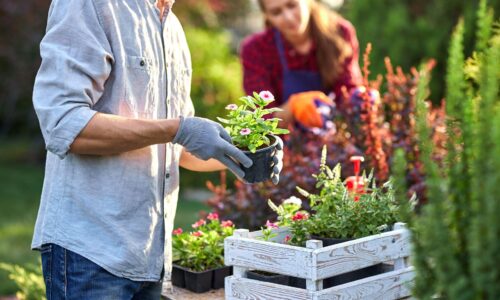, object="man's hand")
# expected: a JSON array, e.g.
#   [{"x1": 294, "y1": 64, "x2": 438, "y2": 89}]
[
  {"x1": 271, "y1": 136, "x2": 284, "y2": 185},
  {"x1": 173, "y1": 116, "x2": 253, "y2": 179}
]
